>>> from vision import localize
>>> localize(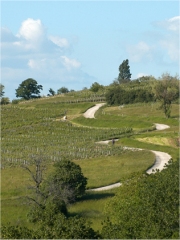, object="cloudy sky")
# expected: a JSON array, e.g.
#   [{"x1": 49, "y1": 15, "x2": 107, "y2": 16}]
[{"x1": 1, "y1": 0, "x2": 179, "y2": 100}]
